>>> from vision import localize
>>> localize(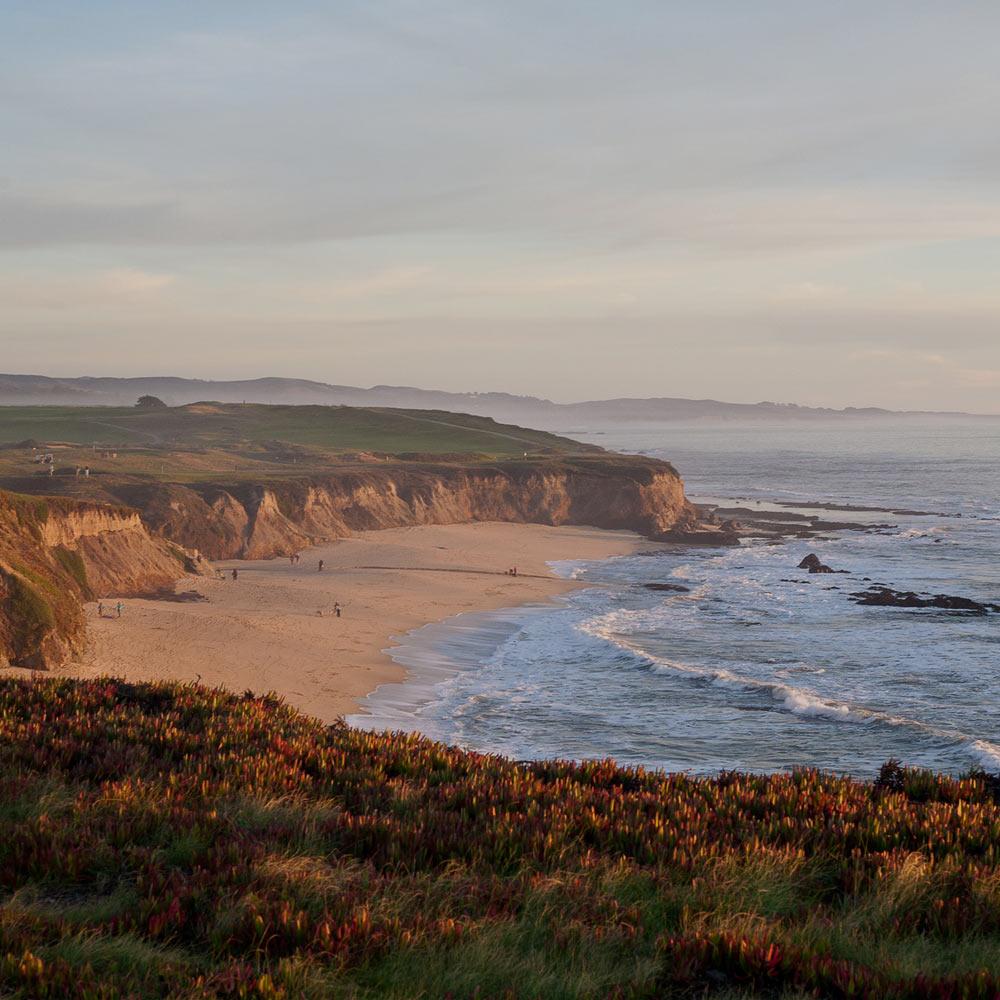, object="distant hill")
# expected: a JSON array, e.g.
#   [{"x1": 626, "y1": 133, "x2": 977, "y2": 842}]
[{"x1": 0, "y1": 373, "x2": 989, "y2": 424}]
